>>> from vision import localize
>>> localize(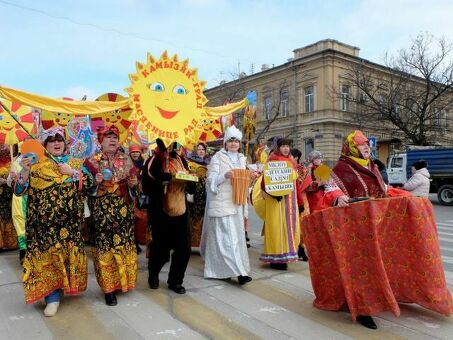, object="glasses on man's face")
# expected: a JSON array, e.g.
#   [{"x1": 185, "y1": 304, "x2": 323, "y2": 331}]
[
  {"x1": 227, "y1": 139, "x2": 240, "y2": 143},
  {"x1": 47, "y1": 135, "x2": 65, "y2": 143}
]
